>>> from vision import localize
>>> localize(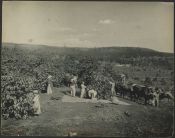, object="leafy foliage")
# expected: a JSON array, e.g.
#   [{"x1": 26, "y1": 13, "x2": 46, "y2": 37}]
[{"x1": 1, "y1": 43, "x2": 174, "y2": 119}]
